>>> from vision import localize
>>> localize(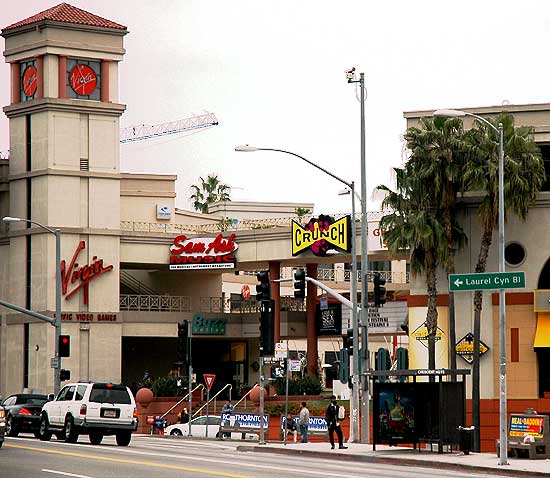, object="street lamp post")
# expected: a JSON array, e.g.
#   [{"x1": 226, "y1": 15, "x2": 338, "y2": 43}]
[
  {"x1": 433, "y1": 109, "x2": 507, "y2": 465},
  {"x1": 347, "y1": 70, "x2": 370, "y2": 444},
  {"x1": 234, "y1": 145, "x2": 361, "y2": 442},
  {"x1": 2, "y1": 216, "x2": 62, "y2": 395}
]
